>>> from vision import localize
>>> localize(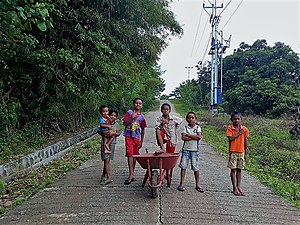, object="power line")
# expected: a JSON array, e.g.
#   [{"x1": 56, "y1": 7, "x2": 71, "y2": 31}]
[
  {"x1": 201, "y1": 32, "x2": 212, "y2": 63},
  {"x1": 219, "y1": 0, "x2": 233, "y2": 17},
  {"x1": 222, "y1": 0, "x2": 244, "y2": 29},
  {"x1": 191, "y1": 6, "x2": 204, "y2": 56},
  {"x1": 194, "y1": 16, "x2": 210, "y2": 57}
]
